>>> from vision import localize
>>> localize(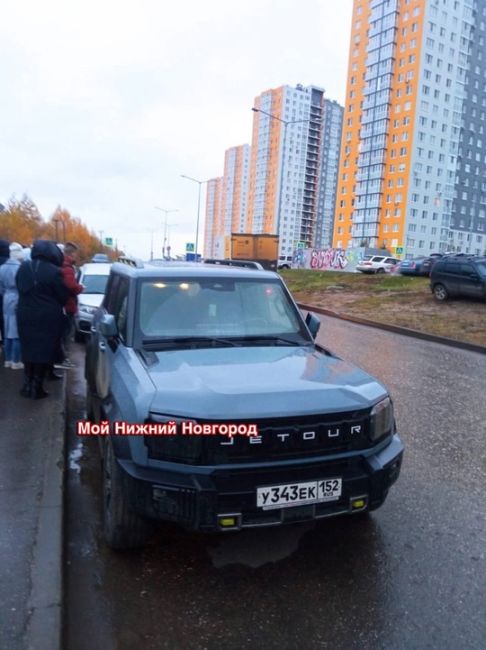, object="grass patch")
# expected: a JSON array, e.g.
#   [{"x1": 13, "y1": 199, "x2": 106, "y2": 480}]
[{"x1": 280, "y1": 269, "x2": 486, "y2": 347}]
